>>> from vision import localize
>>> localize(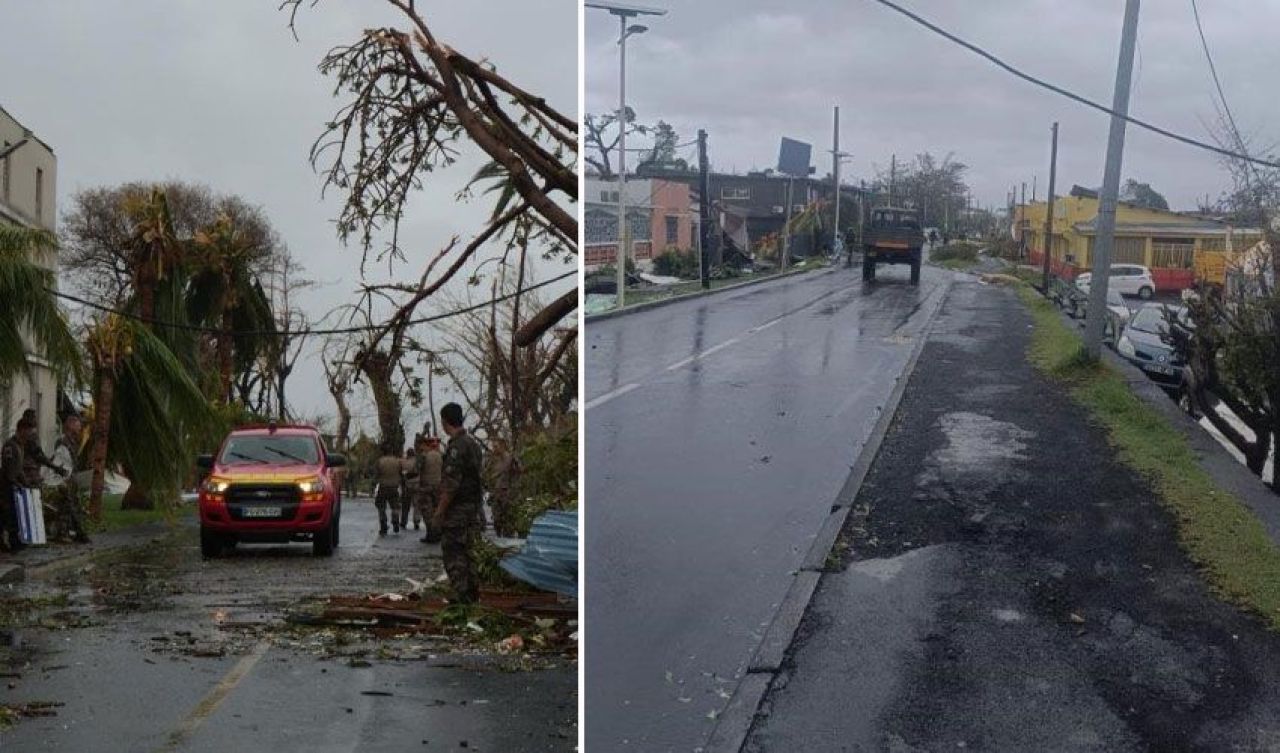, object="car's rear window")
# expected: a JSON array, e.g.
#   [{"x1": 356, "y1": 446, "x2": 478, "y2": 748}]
[{"x1": 219, "y1": 435, "x2": 320, "y2": 466}]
